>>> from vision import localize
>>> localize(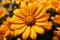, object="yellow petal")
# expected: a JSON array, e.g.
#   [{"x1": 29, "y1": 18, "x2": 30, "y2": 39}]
[
  {"x1": 30, "y1": 27, "x2": 37, "y2": 39},
  {"x1": 21, "y1": 2, "x2": 29, "y2": 16},
  {"x1": 13, "y1": 9, "x2": 25, "y2": 19},
  {"x1": 10, "y1": 24, "x2": 25, "y2": 30},
  {"x1": 14, "y1": 25, "x2": 27, "y2": 37},
  {"x1": 32, "y1": 2, "x2": 37, "y2": 9},
  {"x1": 34, "y1": 4, "x2": 44, "y2": 17},
  {"x1": 10, "y1": 15, "x2": 25, "y2": 24},
  {"x1": 35, "y1": 22, "x2": 48, "y2": 26},
  {"x1": 32, "y1": 25, "x2": 44, "y2": 34},
  {"x1": 42, "y1": 0, "x2": 51, "y2": 3},
  {"x1": 17, "y1": 38, "x2": 21, "y2": 40},
  {"x1": 22, "y1": 26, "x2": 30, "y2": 39},
  {"x1": 35, "y1": 9, "x2": 46, "y2": 19},
  {"x1": 43, "y1": 22, "x2": 52, "y2": 30},
  {"x1": 32, "y1": 5, "x2": 38, "y2": 15},
  {"x1": 3, "y1": 37, "x2": 7, "y2": 40},
  {"x1": 28, "y1": 3, "x2": 33, "y2": 15},
  {"x1": 21, "y1": 2, "x2": 27, "y2": 9},
  {"x1": 4, "y1": 30, "x2": 10, "y2": 37},
  {"x1": 36, "y1": 14, "x2": 49, "y2": 22},
  {"x1": 57, "y1": 27, "x2": 60, "y2": 31}
]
